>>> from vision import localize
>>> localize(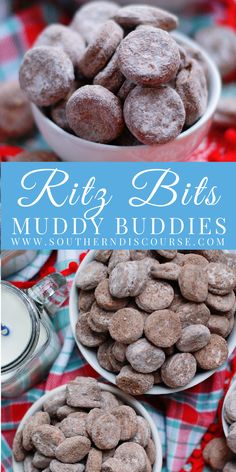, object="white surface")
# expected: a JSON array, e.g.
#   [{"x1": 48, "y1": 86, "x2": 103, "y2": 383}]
[
  {"x1": 13, "y1": 383, "x2": 162, "y2": 472},
  {"x1": 32, "y1": 32, "x2": 221, "y2": 162},
  {"x1": 69, "y1": 251, "x2": 236, "y2": 396},
  {"x1": 1, "y1": 285, "x2": 32, "y2": 368},
  {"x1": 222, "y1": 379, "x2": 236, "y2": 437}
]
